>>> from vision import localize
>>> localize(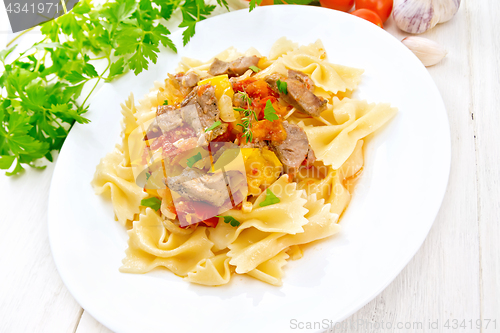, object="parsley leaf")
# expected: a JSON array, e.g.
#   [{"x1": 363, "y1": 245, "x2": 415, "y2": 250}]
[
  {"x1": 249, "y1": 0, "x2": 263, "y2": 11},
  {"x1": 186, "y1": 152, "x2": 202, "y2": 168},
  {"x1": 0, "y1": 45, "x2": 17, "y2": 65},
  {"x1": 0, "y1": 0, "x2": 241, "y2": 176},
  {"x1": 141, "y1": 197, "x2": 162, "y2": 211},
  {"x1": 249, "y1": 65, "x2": 261, "y2": 72},
  {"x1": 264, "y1": 100, "x2": 279, "y2": 122},
  {"x1": 0, "y1": 155, "x2": 16, "y2": 170},
  {"x1": 205, "y1": 120, "x2": 221, "y2": 132},
  {"x1": 277, "y1": 79, "x2": 288, "y2": 95},
  {"x1": 107, "y1": 57, "x2": 125, "y2": 81},
  {"x1": 163, "y1": 99, "x2": 169, "y2": 106},
  {"x1": 179, "y1": 0, "x2": 217, "y2": 45},
  {"x1": 235, "y1": 107, "x2": 257, "y2": 143},
  {"x1": 259, "y1": 189, "x2": 281, "y2": 207},
  {"x1": 216, "y1": 215, "x2": 240, "y2": 227},
  {"x1": 237, "y1": 91, "x2": 252, "y2": 106}
]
